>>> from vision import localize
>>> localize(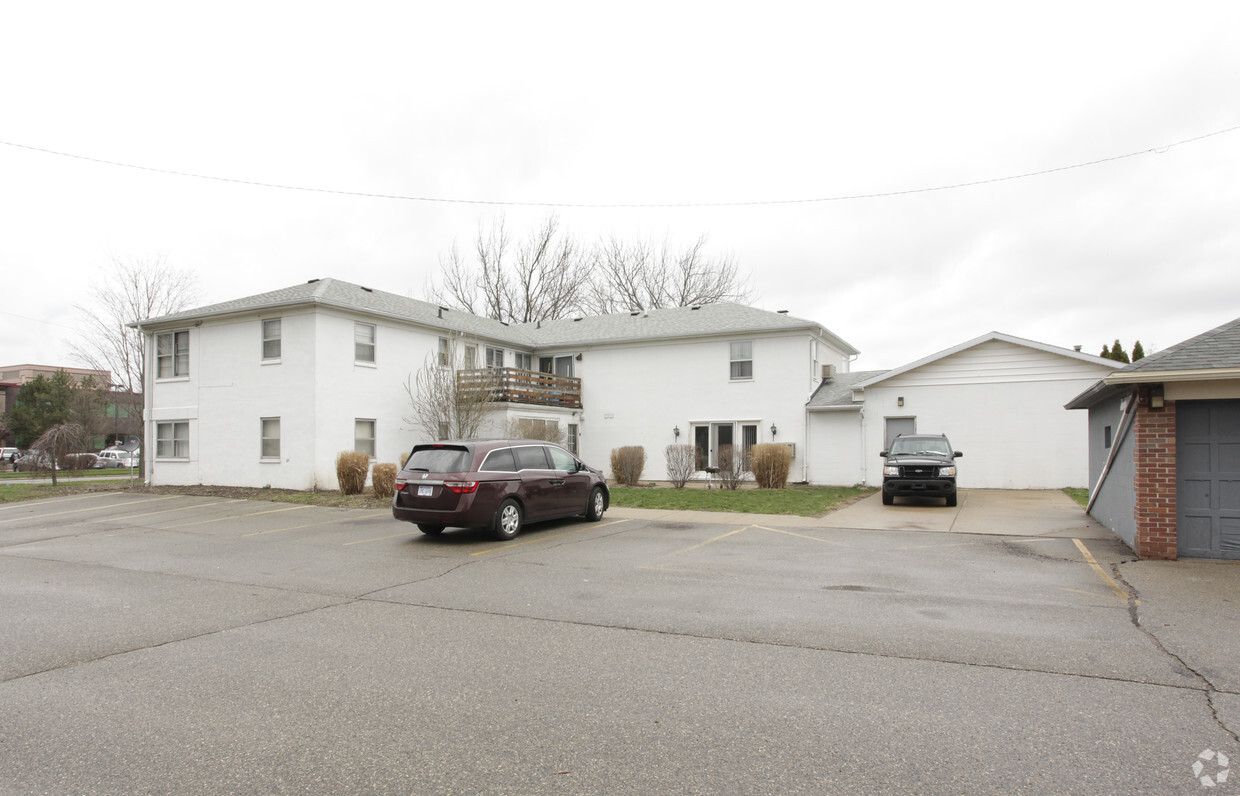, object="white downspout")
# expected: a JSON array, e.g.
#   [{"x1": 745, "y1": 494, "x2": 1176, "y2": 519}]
[{"x1": 859, "y1": 406, "x2": 868, "y2": 486}]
